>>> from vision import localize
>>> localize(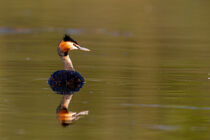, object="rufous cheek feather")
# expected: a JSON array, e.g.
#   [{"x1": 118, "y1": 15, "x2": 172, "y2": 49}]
[{"x1": 59, "y1": 41, "x2": 71, "y2": 52}]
